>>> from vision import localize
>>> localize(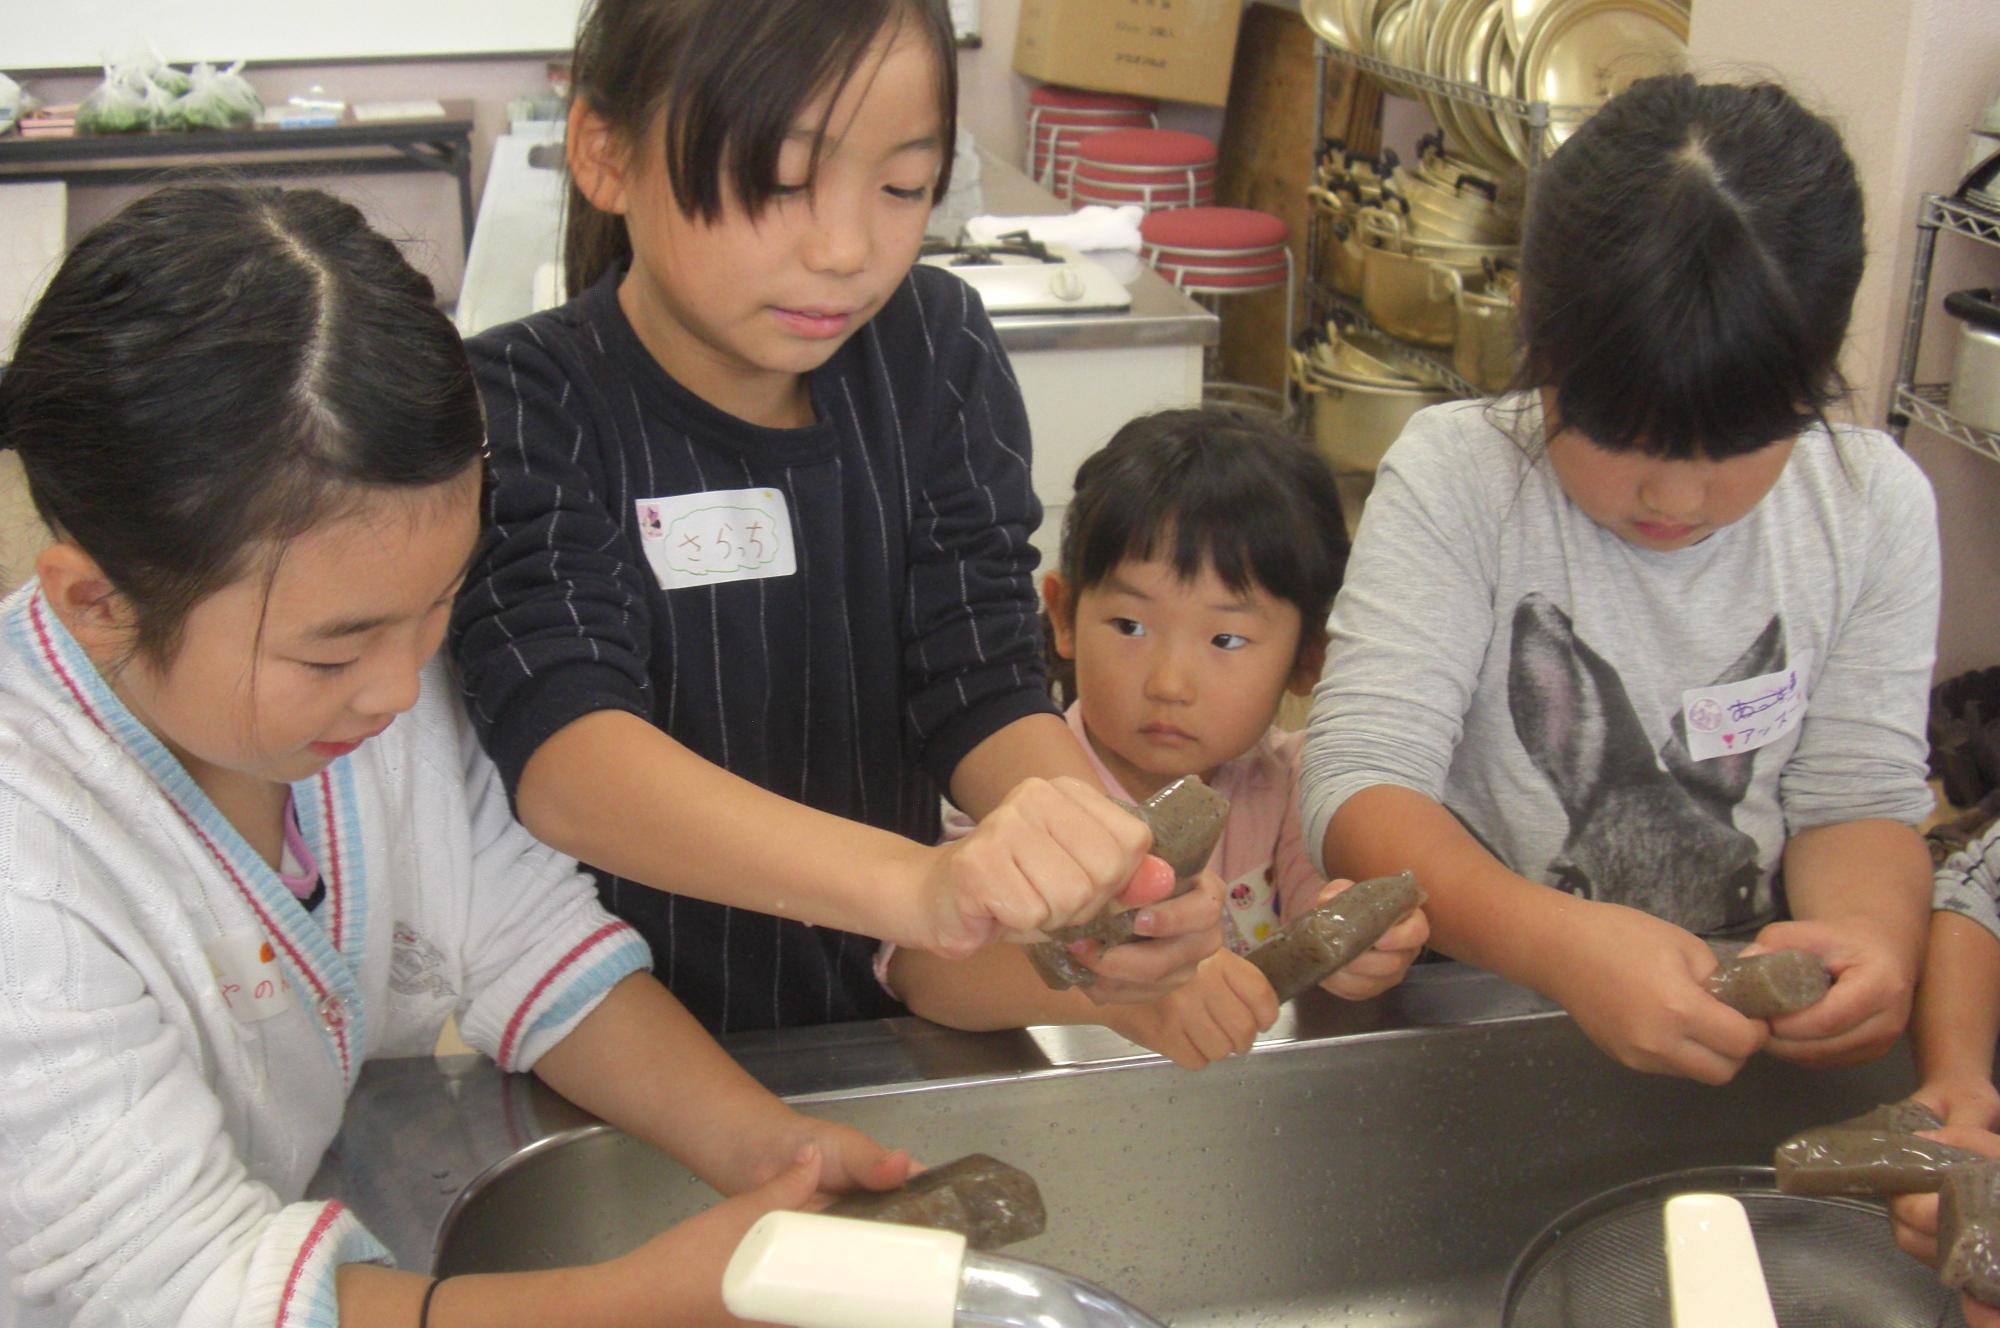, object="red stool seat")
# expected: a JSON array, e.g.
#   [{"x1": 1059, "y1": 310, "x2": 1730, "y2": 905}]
[
  {"x1": 1028, "y1": 84, "x2": 1158, "y2": 114},
  {"x1": 1141, "y1": 207, "x2": 1289, "y2": 251},
  {"x1": 1075, "y1": 128, "x2": 1217, "y2": 169}
]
